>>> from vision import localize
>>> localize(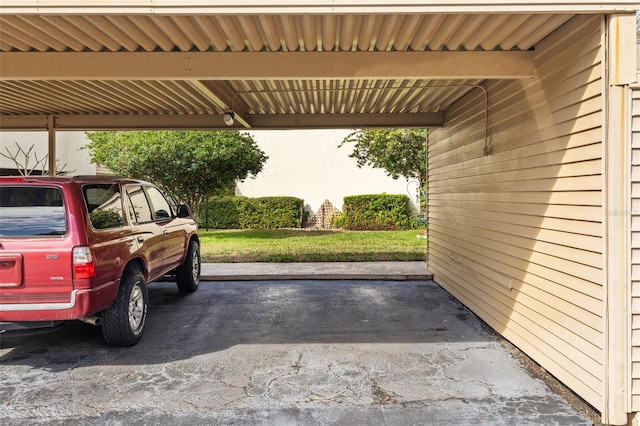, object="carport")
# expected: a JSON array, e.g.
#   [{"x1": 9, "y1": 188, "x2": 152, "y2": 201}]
[{"x1": 0, "y1": 1, "x2": 638, "y2": 424}]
